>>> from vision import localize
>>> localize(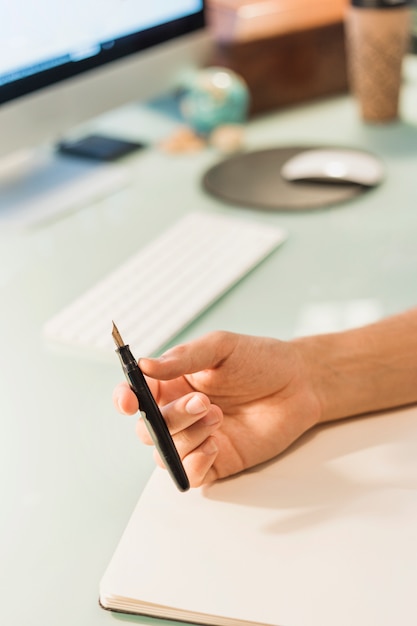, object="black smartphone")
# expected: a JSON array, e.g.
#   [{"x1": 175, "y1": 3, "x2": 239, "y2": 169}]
[{"x1": 58, "y1": 134, "x2": 146, "y2": 162}]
